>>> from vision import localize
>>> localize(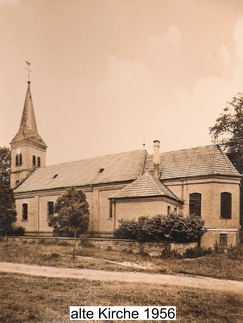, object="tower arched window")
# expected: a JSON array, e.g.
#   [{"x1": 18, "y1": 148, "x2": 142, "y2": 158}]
[
  {"x1": 189, "y1": 193, "x2": 201, "y2": 216},
  {"x1": 32, "y1": 155, "x2": 36, "y2": 166},
  {"x1": 16, "y1": 154, "x2": 22, "y2": 167},
  {"x1": 37, "y1": 157, "x2": 41, "y2": 167}
]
